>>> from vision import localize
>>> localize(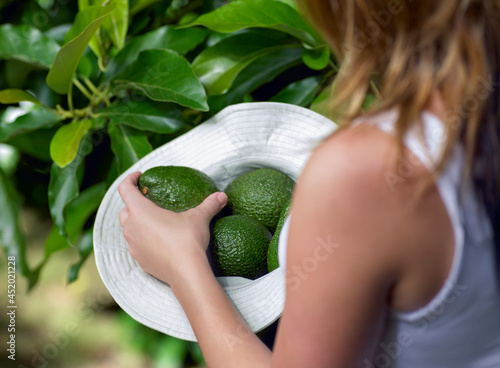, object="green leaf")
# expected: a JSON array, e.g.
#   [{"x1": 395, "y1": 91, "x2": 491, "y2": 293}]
[
  {"x1": 130, "y1": 0, "x2": 163, "y2": 15},
  {"x1": 184, "y1": 0, "x2": 322, "y2": 47},
  {"x1": 79, "y1": 0, "x2": 129, "y2": 51},
  {"x1": 309, "y1": 85, "x2": 332, "y2": 118},
  {"x1": 0, "y1": 89, "x2": 42, "y2": 105},
  {"x1": 302, "y1": 45, "x2": 330, "y2": 70},
  {"x1": 7, "y1": 127, "x2": 56, "y2": 161},
  {"x1": 0, "y1": 144, "x2": 19, "y2": 176},
  {"x1": 66, "y1": 182, "x2": 105, "y2": 240},
  {"x1": 0, "y1": 104, "x2": 62, "y2": 141},
  {"x1": 68, "y1": 227, "x2": 94, "y2": 283},
  {"x1": 50, "y1": 119, "x2": 93, "y2": 167},
  {"x1": 78, "y1": 0, "x2": 105, "y2": 64},
  {"x1": 114, "y1": 49, "x2": 208, "y2": 111},
  {"x1": 44, "y1": 24, "x2": 72, "y2": 44},
  {"x1": 66, "y1": 1, "x2": 116, "y2": 43},
  {"x1": 105, "y1": 158, "x2": 119, "y2": 189},
  {"x1": 362, "y1": 93, "x2": 378, "y2": 110},
  {"x1": 100, "y1": 101, "x2": 188, "y2": 134},
  {"x1": 275, "y1": 0, "x2": 297, "y2": 9},
  {"x1": 108, "y1": 123, "x2": 152, "y2": 174},
  {"x1": 103, "y1": 0, "x2": 129, "y2": 50},
  {"x1": 48, "y1": 135, "x2": 92, "y2": 236},
  {"x1": 208, "y1": 46, "x2": 303, "y2": 114},
  {"x1": 5, "y1": 60, "x2": 36, "y2": 87},
  {"x1": 105, "y1": 26, "x2": 209, "y2": 80},
  {"x1": 192, "y1": 31, "x2": 296, "y2": 95},
  {"x1": 0, "y1": 168, "x2": 34, "y2": 287},
  {"x1": 0, "y1": 24, "x2": 60, "y2": 68},
  {"x1": 46, "y1": 2, "x2": 116, "y2": 94},
  {"x1": 270, "y1": 76, "x2": 323, "y2": 106},
  {"x1": 45, "y1": 181, "x2": 105, "y2": 257}
]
